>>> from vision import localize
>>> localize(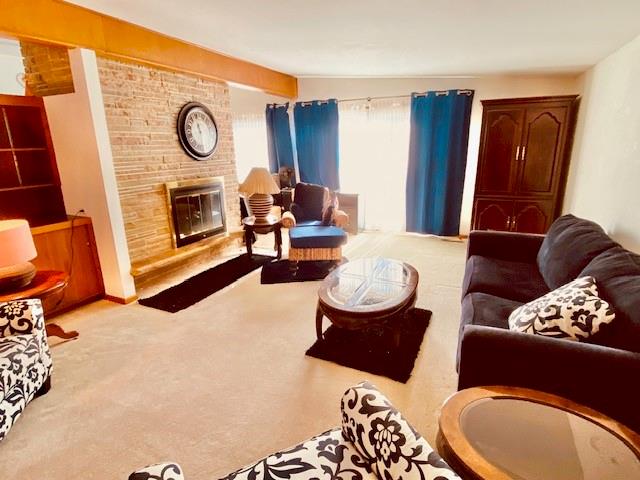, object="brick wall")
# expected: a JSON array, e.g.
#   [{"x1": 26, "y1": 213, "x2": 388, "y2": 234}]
[
  {"x1": 20, "y1": 41, "x2": 75, "y2": 96},
  {"x1": 97, "y1": 57, "x2": 240, "y2": 264}
]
